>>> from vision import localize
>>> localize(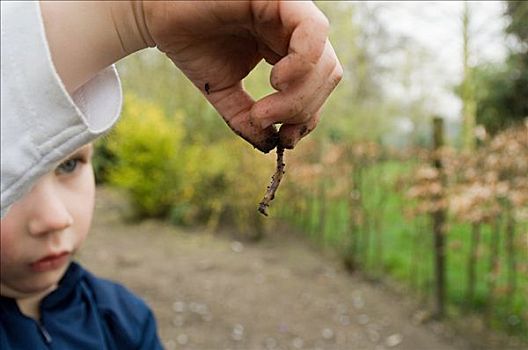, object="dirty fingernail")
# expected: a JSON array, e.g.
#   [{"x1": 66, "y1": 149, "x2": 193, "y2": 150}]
[{"x1": 260, "y1": 118, "x2": 274, "y2": 129}]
